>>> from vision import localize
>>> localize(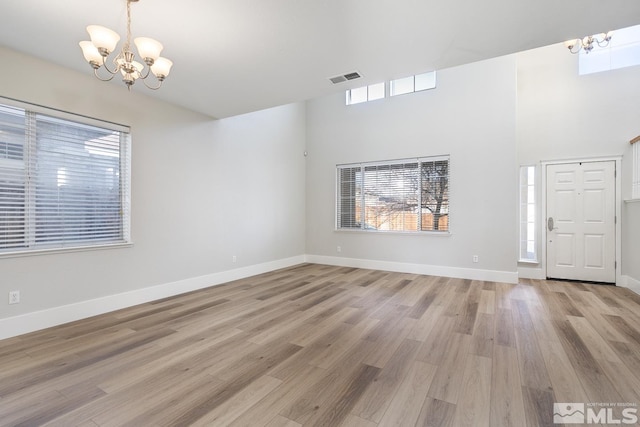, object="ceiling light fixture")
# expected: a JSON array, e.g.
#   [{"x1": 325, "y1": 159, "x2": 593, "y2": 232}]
[
  {"x1": 564, "y1": 32, "x2": 613, "y2": 54},
  {"x1": 79, "y1": 0, "x2": 172, "y2": 90}
]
